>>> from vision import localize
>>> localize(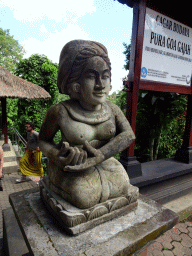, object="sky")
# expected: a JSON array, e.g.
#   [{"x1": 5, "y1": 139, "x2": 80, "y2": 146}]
[{"x1": 0, "y1": 0, "x2": 133, "y2": 93}]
